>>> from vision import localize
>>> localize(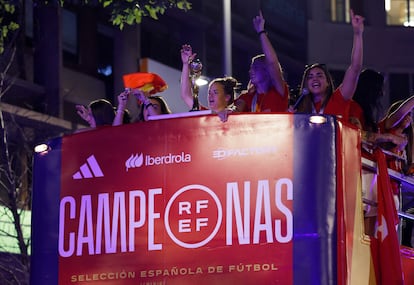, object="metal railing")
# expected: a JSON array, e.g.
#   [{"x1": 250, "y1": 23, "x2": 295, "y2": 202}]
[{"x1": 362, "y1": 157, "x2": 414, "y2": 221}]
